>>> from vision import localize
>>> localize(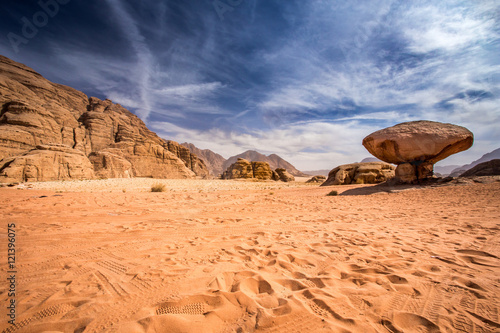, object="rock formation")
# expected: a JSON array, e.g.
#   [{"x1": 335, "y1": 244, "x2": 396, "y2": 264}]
[
  {"x1": 0, "y1": 144, "x2": 94, "y2": 182},
  {"x1": 321, "y1": 162, "x2": 395, "y2": 186},
  {"x1": 306, "y1": 175, "x2": 327, "y2": 183},
  {"x1": 252, "y1": 161, "x2": 275, "y2": 180},
  {"x1": 0, "y1": 55, "x2": 209, "y2": 182},
  {"x1": 460, "y1": 159, "x2": 500, "y2": 177},
  {"x1": 221, "y1": 158, "x2": 273, "y2": 180},
  {"x1": 221, "y1": 158, "x2": 296, "y2": 182},
  {"x1": 223, "y1": 150, "x2": 307, "y2": 177},
  {"x1": 362, "y1": 121, "x2": 473, "y2": 183},
  {"x1": 274, "y1": 168, "x2": 295, "y2": 182},
  {"x1": 165, "y1": 141, "x2": 209, "y2": 178},
  {"x1": 181, "y1": 142, "x2": 226, "y2": 177}
]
